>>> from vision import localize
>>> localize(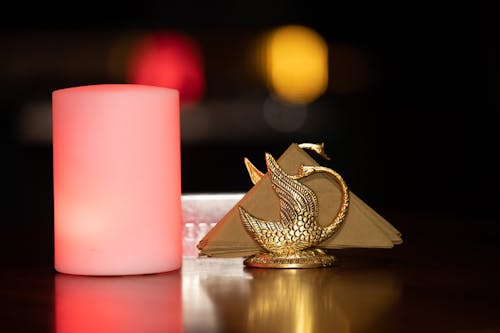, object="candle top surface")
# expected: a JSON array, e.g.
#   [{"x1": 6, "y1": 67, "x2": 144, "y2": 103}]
[{"x1": 53, "y1": 84, "x2": 178, "y2": 98}]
